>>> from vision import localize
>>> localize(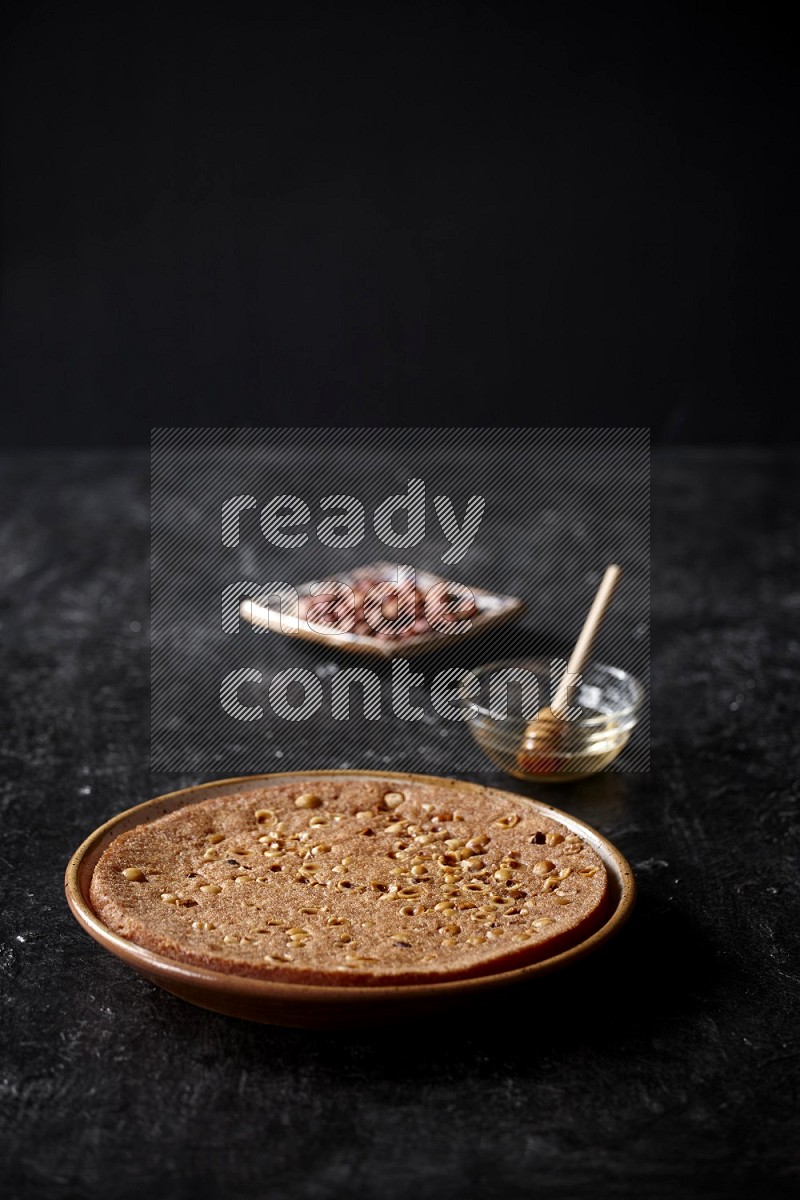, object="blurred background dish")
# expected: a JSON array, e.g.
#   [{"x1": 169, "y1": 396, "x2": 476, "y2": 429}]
[
  {"x1": 459, "y1": 658, "x2": 642, "y2": 782},
  {"x1": 239, "y1": 561, "x2": 524, "y2": 657}
]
